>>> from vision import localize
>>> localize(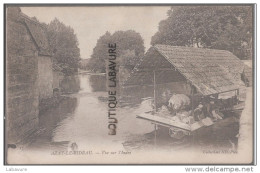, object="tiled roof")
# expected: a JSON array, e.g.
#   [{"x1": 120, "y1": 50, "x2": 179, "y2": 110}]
[{"x1": 124, "y1": 45, "x2": 246, "y2": 96}]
